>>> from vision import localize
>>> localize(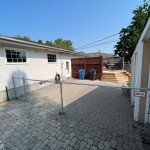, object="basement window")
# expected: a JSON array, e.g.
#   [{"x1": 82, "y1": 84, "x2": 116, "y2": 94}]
[
  {"x1": 5, "y1": 49, "x2": 27, "y2": 63},
  {"x1": 47, "y1": 54, "x2": 56, "y2": 62}
]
